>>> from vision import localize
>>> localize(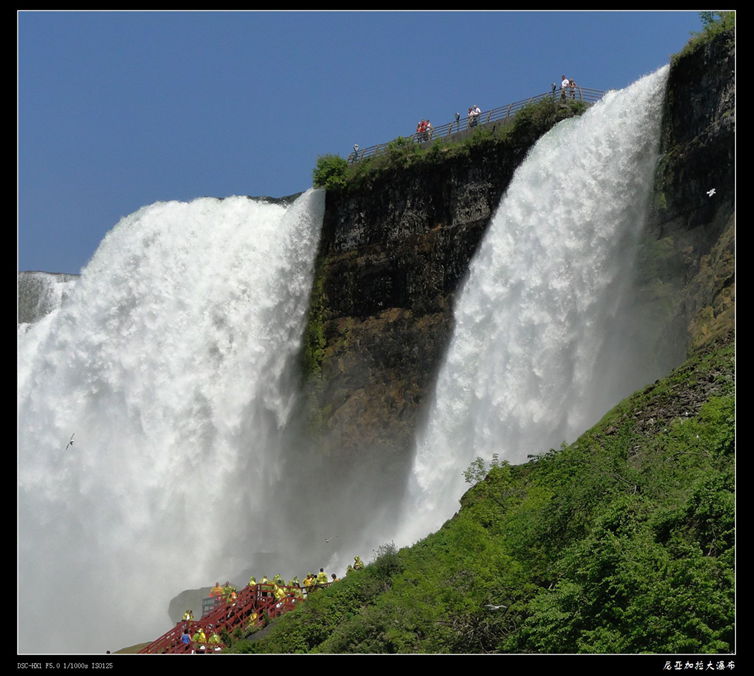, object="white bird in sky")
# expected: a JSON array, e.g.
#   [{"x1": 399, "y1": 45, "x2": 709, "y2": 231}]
[
  {"x1": 65, "y1": 433, "x2": 75, "y2": 451},
  {"x1": 706, "y1": 188, "x2": 716, "y2": 197},
  {"x1": 324, "y1": 536, "x2": 337, "y2": 543}
]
